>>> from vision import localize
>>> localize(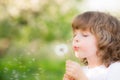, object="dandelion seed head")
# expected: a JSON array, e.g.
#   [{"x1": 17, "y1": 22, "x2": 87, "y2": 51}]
[{"x1": 54, "y1": 44, "x2": 68, "y2": 56}]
